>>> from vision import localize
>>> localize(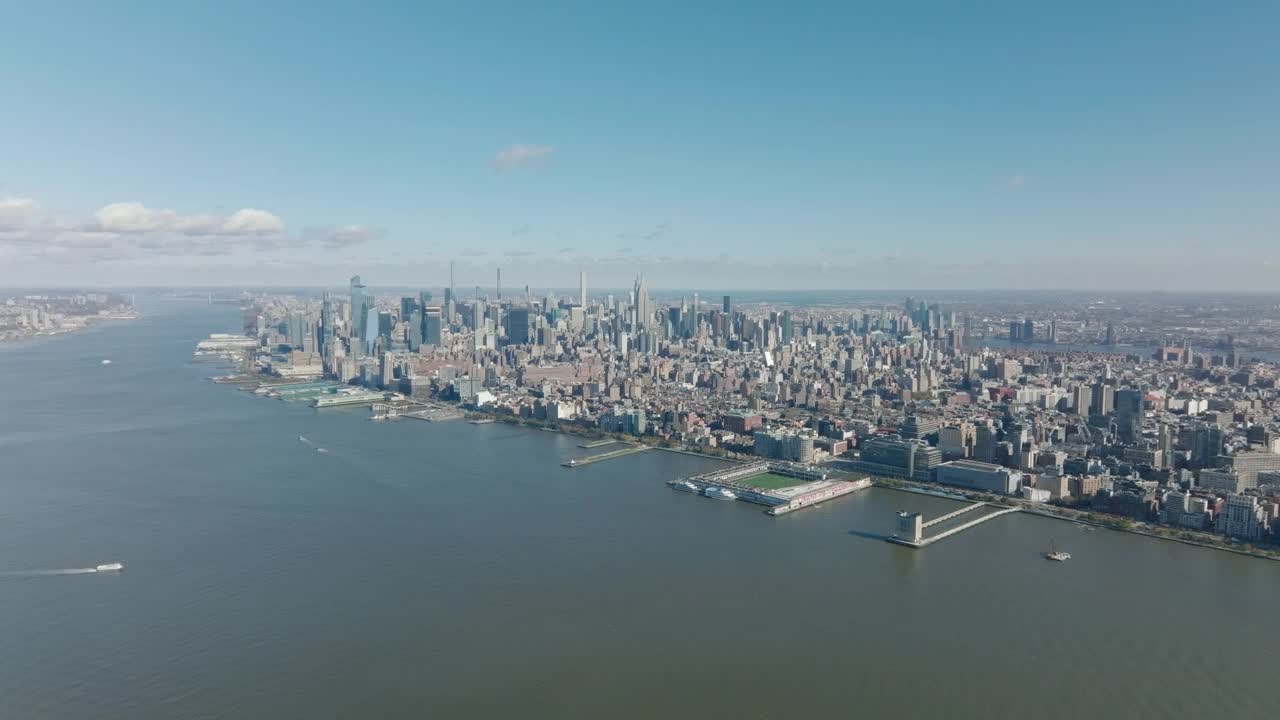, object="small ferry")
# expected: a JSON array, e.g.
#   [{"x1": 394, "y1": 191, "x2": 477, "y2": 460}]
[
  {"x1": 95, "y1": 563, "x2": 125, "y2": 572},
  {"x1": 669, "y1": 480, "x2": 700, "y2": 493},
  {"x1": 703, "y1": 486, "x2": 737, "y2": 501}
]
